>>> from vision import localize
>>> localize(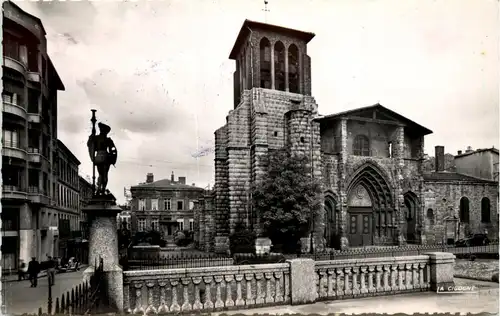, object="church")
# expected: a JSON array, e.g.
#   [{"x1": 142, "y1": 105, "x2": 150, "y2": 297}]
[{"x1": 193, "y1": 20, "x2": 498, "y2": 253}]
